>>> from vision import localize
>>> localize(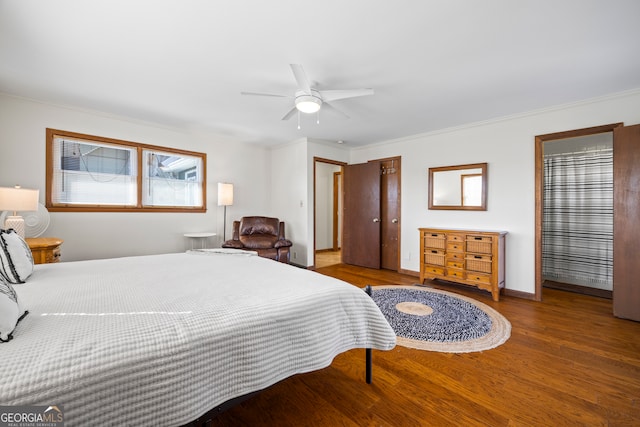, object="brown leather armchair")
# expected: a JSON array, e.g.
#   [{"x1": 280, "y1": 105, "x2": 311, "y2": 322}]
[{"x1": 221, "y1": 216, "x2": 293, "y2": 263}]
